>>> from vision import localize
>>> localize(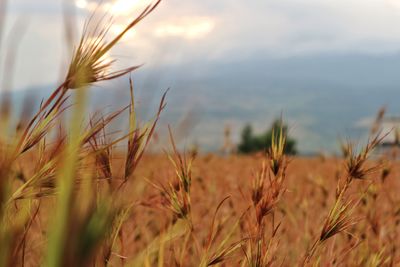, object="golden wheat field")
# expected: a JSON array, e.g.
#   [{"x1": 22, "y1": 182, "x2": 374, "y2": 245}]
[
  {"x1": 106, "y1": 153, "x2": 400, "y2": 267},
  {"x1": 6, "y1": 149, "x2": 400, "y2": 266}
]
